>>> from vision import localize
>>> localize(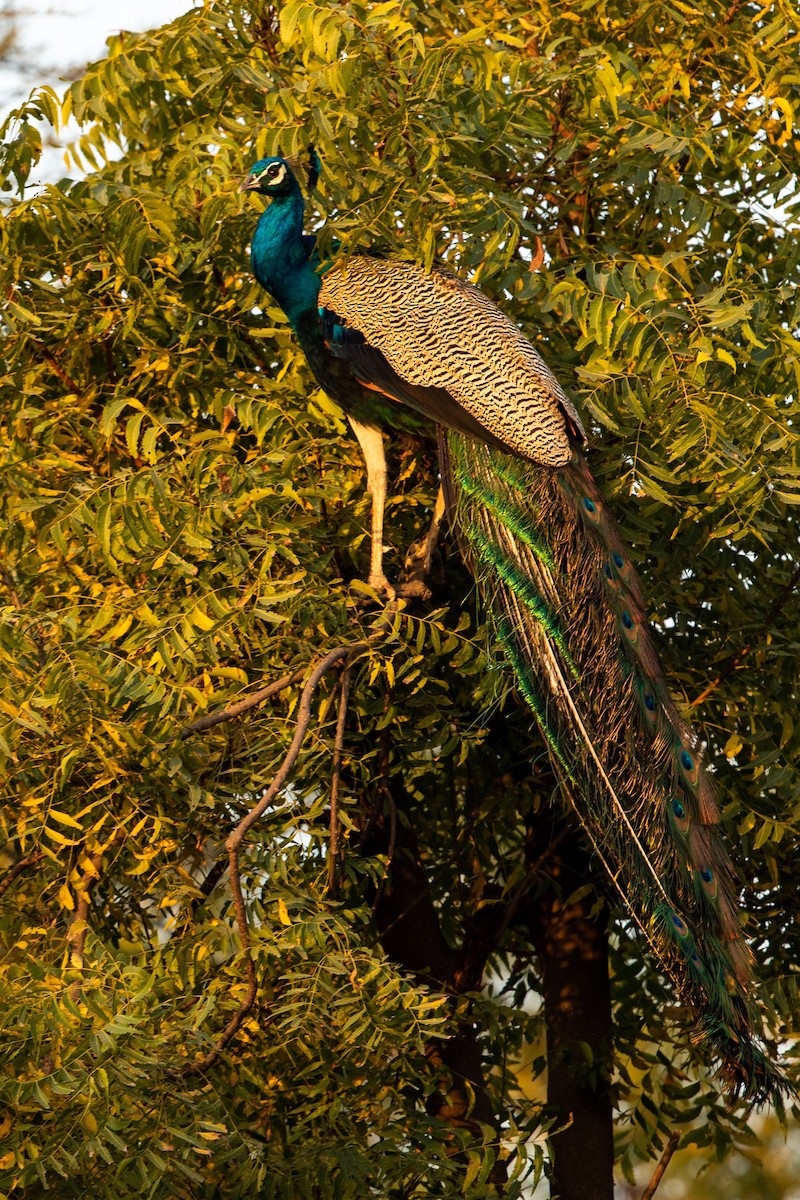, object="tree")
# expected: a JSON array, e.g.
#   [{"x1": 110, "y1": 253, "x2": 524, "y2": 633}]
[{"x1": 1, "y1": 1, "x2": 798, "y2": 1196}]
